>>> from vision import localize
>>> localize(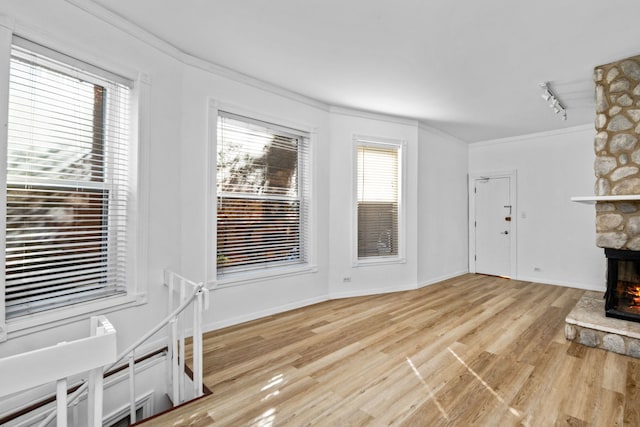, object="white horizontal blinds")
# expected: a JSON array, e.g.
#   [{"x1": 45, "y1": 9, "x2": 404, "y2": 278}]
[
  {"x1": 357, "y1": 144, "x2": 399, "y2": 258},
  {"x1": 5, "y1": 40, "x2": 131, "y2": 318},
  {"x1": 217, "y1": 111, "x2": 309, "y2": 276}
]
